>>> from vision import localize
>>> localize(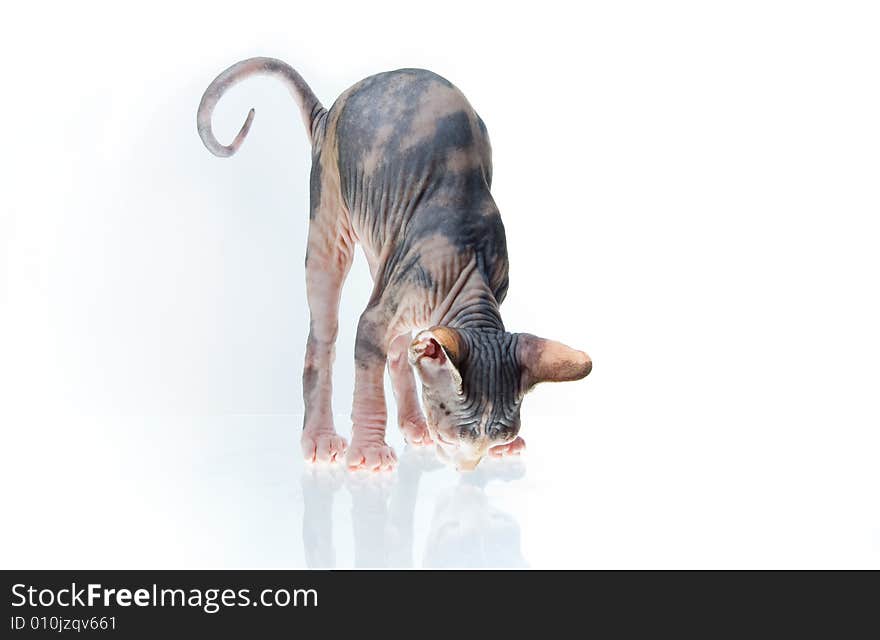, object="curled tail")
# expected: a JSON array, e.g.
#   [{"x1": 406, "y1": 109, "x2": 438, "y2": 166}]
[{"x1": 197, "y1": 57, "x2": 326, "y2": 157}]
